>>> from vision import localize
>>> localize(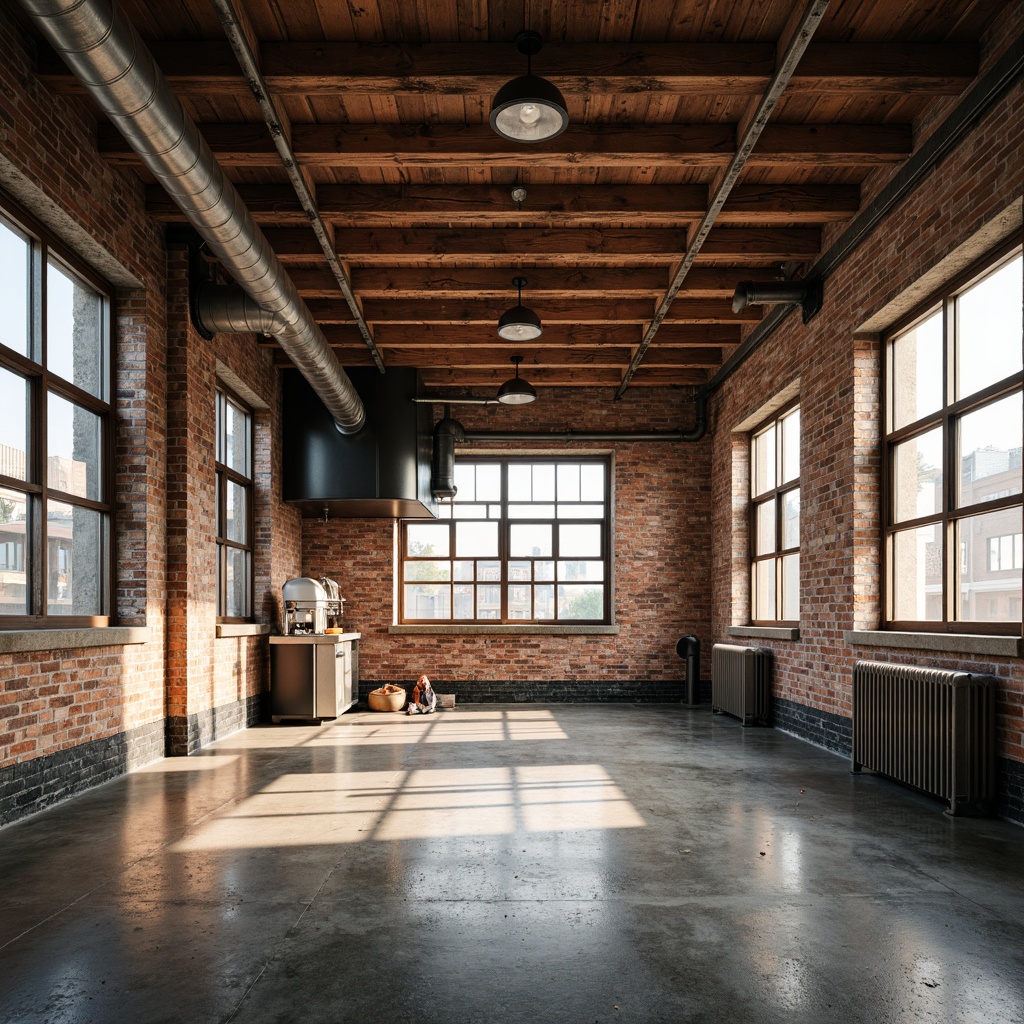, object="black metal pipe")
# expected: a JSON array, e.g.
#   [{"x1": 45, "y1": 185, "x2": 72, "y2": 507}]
[
  {"x1": 431, "y1": 409, "x2": 465, "y2": 499},
  {"x1": 458, "y1": 390, "x2": 708, "y2": 444},
  {"x1": 677, "y1": 635, "x2": 701, "y2": 706}
]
